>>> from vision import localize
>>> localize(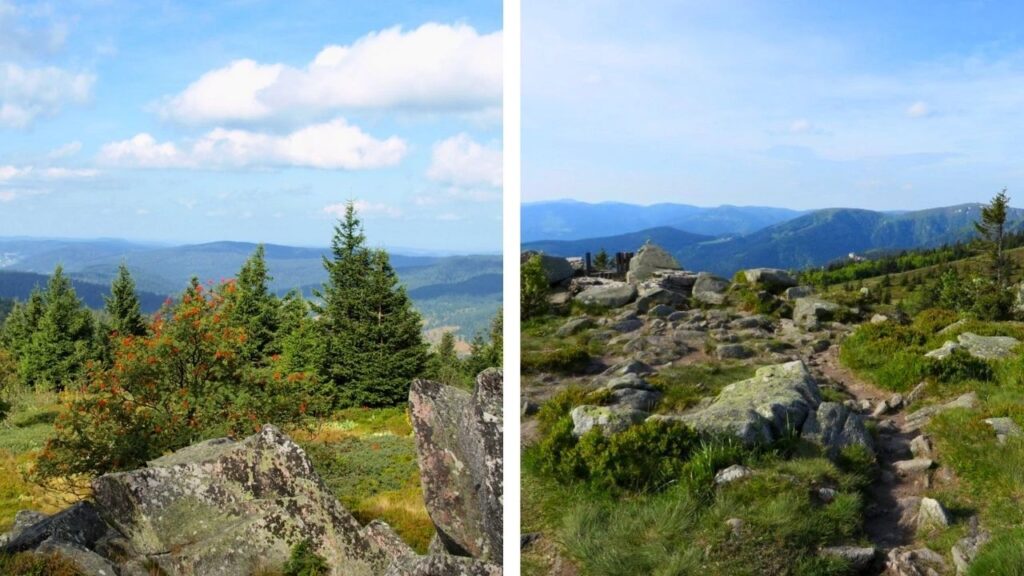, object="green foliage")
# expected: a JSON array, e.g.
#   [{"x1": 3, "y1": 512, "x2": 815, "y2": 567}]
[
  {"x1": 317, "y1": 202, "x2": 428, "y2": 407},
  {"x1": 34, "y1": 281, "x2": 328, "y2": 479},
  {"x1": 521, "y1": 342, "x2": 590, "y2": 374},
  {"x1": 521, "y1": 254, "x2": 549, "y2": 320},
  {"x1": 104, "y1": 263, "x2": 147, "y2": 338},
  {"x1": 912, "y1": 308, "x2": 960, "y2": 334},
  {"x1": 0, "y1": 551, "x2": 83, "y2": 576},
  {"x1": 301, "y1": 434, "x2": 419, "y2": 511},
  {"x1": 975, "y1": 189, "x2": 1013, "y2": 290},
  {"x1": 283, "y1": 540, "x2": 329, "y2": 576},
  {"x1": 425, "y1": 331, "x2": 471, "y2": 388},
  {"x1": 593, "y1": 248, "x2": 610, "y2": 271},
  {"x1": 968, "y1": 529, "x2": 1024, "y2": 576},
  {"x1": 229, "y1": 245, "x2": 280, "y2": 360},
  {"x1": 649, "y1": 363, "x2": 758, "y2": 413},
  {"x1": 0, "y1": 298, "x2": 14, "y2": 327},
  {"x1": 532, "y1": 417, "x2": 702, "y2": 493},
  {"x1": 839, "y1": 322, "x2": 928, "y2": 391},
  {"x1": 926, "y1": 349, "x2": 994, "y2": 383},
  {"x1": 464, "y1": 310, "x2": 503, "y2": 376},
  {"x1": 18, "y1": 267, "x2": 96, "y2": 391},
  {"x1": 799, "y1": 242, "x2": 974, "y2": 288}
]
